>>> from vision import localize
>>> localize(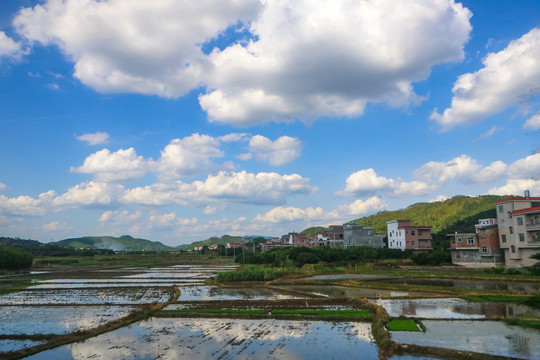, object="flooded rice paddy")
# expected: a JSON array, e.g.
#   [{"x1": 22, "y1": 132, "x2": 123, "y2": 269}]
[
  {"x1": 25, "y1": 318, "x2": 377, "y2": 360},
  {"x1": 391, "y1": 320, "x2": 540, "y2": 359},
  {"x1": 375, "y1": 298, "x2": 540, "y2": 319},
  {"x1": 274, "y1": 284, "x2": 432, "y2": 298},
  {"x1": 379, "y1": 277, "x2": 540, "y2": 292},
  {"x1": 0, "y1": 262, "x2": 539, "y2": 359},
  {"x1": 0, "y1": 306, "x2": 135, "y2": 335}
]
